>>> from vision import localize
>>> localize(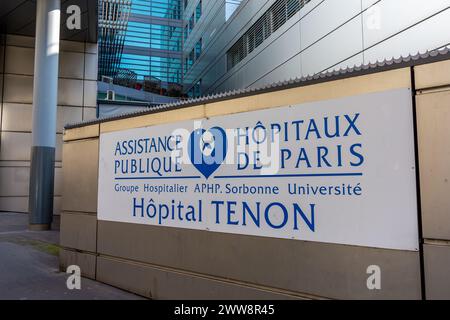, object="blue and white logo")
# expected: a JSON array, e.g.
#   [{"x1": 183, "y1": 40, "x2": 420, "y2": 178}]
[{"x1": 189, "y1": 127, "x2": 228, "y2": 179}]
